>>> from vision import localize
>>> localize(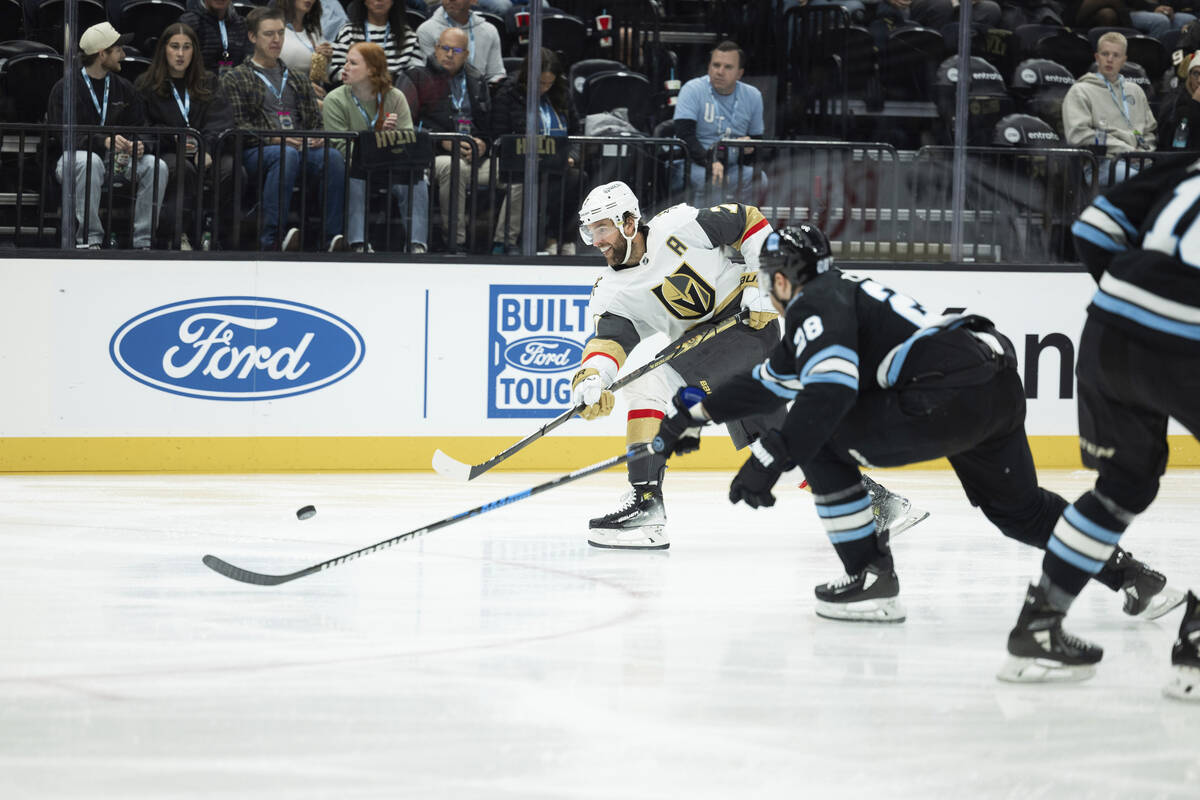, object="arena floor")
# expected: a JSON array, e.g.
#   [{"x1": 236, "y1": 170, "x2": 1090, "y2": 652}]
[{"x1": 2, "y1": 467, "x2": 1197, "y2": 798}]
